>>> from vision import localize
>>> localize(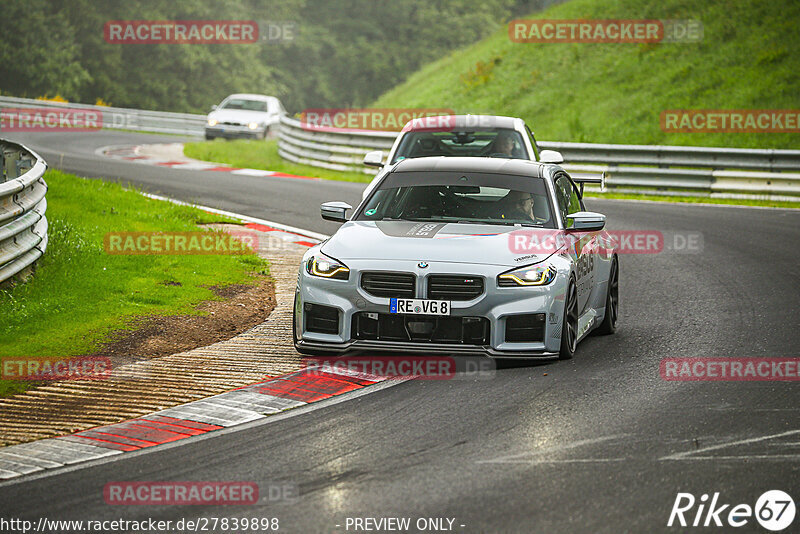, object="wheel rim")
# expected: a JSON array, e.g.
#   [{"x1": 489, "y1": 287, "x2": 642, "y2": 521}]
[
  {"x1": 609, "y1": 259, "x2": 619, "y2": 327},
  {"x1": 566, "y1": 282, "x2": 578, "y2": 352}
]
